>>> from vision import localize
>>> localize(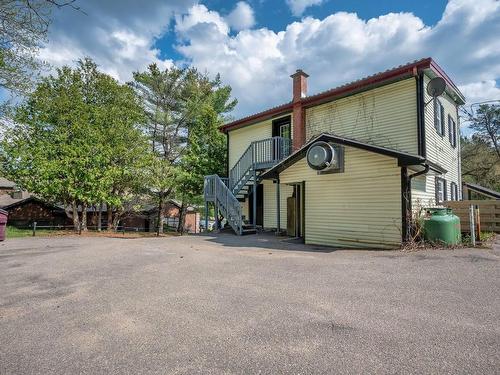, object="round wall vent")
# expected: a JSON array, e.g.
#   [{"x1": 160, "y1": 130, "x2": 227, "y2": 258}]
[{"x1": 306, "y1": 141, "x2": 338, "y2": 171}]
